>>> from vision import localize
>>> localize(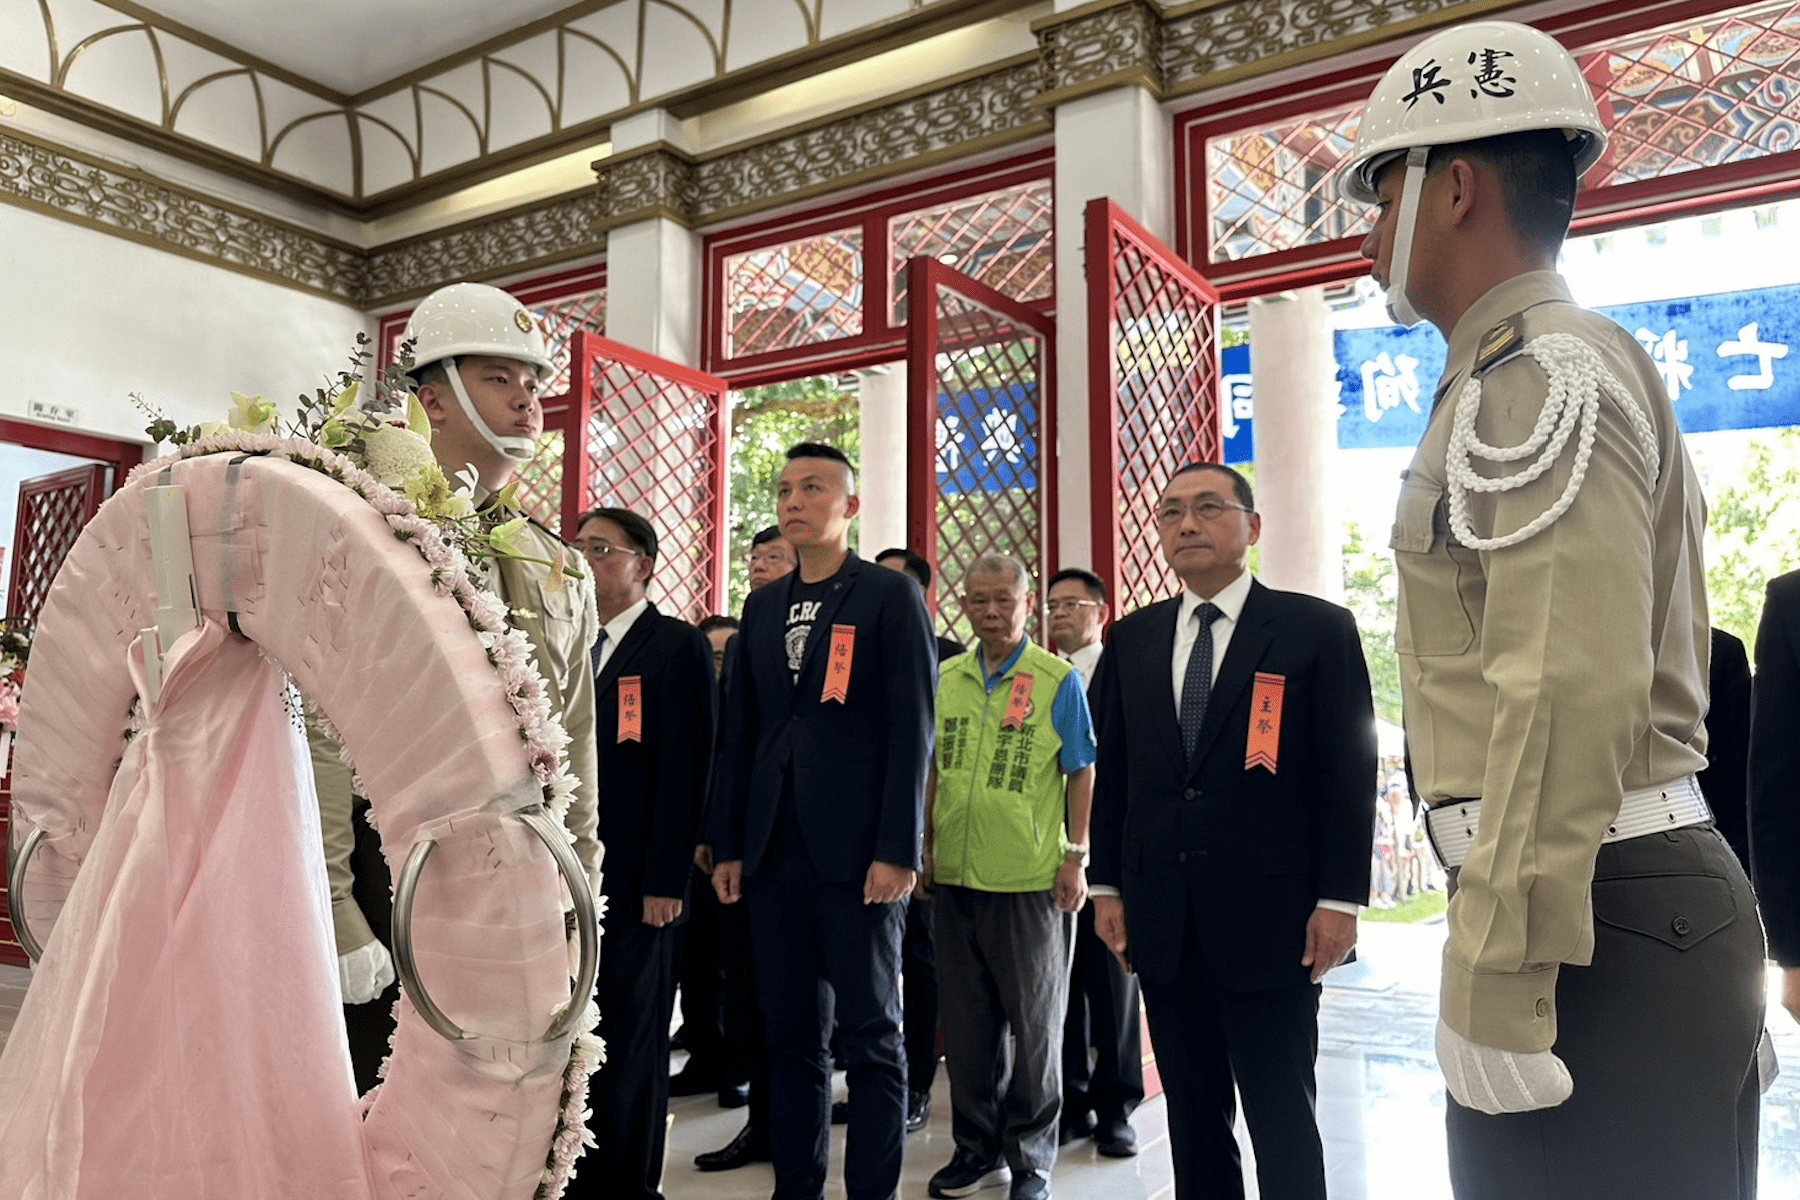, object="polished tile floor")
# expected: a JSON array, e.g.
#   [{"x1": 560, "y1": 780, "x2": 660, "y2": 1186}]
[{"x1": 4, "y1": 918, "x2": 1800, "y2": 1198}]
